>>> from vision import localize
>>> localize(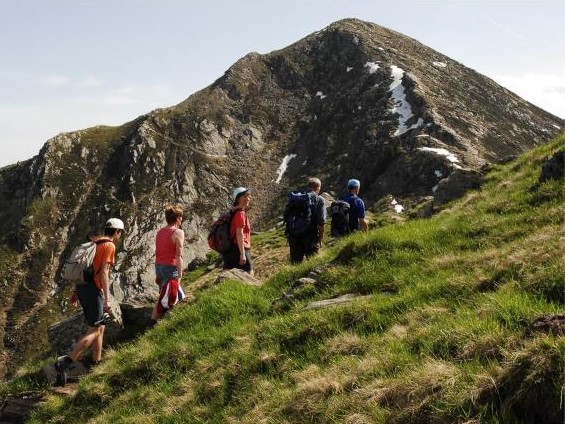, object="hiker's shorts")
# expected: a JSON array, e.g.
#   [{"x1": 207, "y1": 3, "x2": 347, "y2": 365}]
[
  {"x1": 76, "y1": 282, "x2": 104, "y2": 327},
  {"x1": 155, "y1": 264, "x2": 178, "y2": 287}
]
